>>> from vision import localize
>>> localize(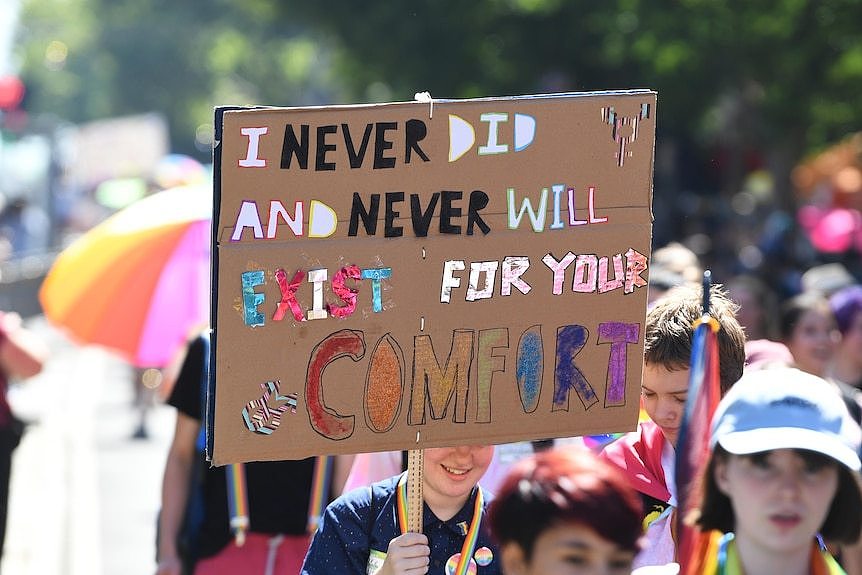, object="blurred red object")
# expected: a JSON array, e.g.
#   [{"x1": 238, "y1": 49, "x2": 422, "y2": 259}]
[{"x1": 0, "y1": 76, "x2": 25, "y2": 110}]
